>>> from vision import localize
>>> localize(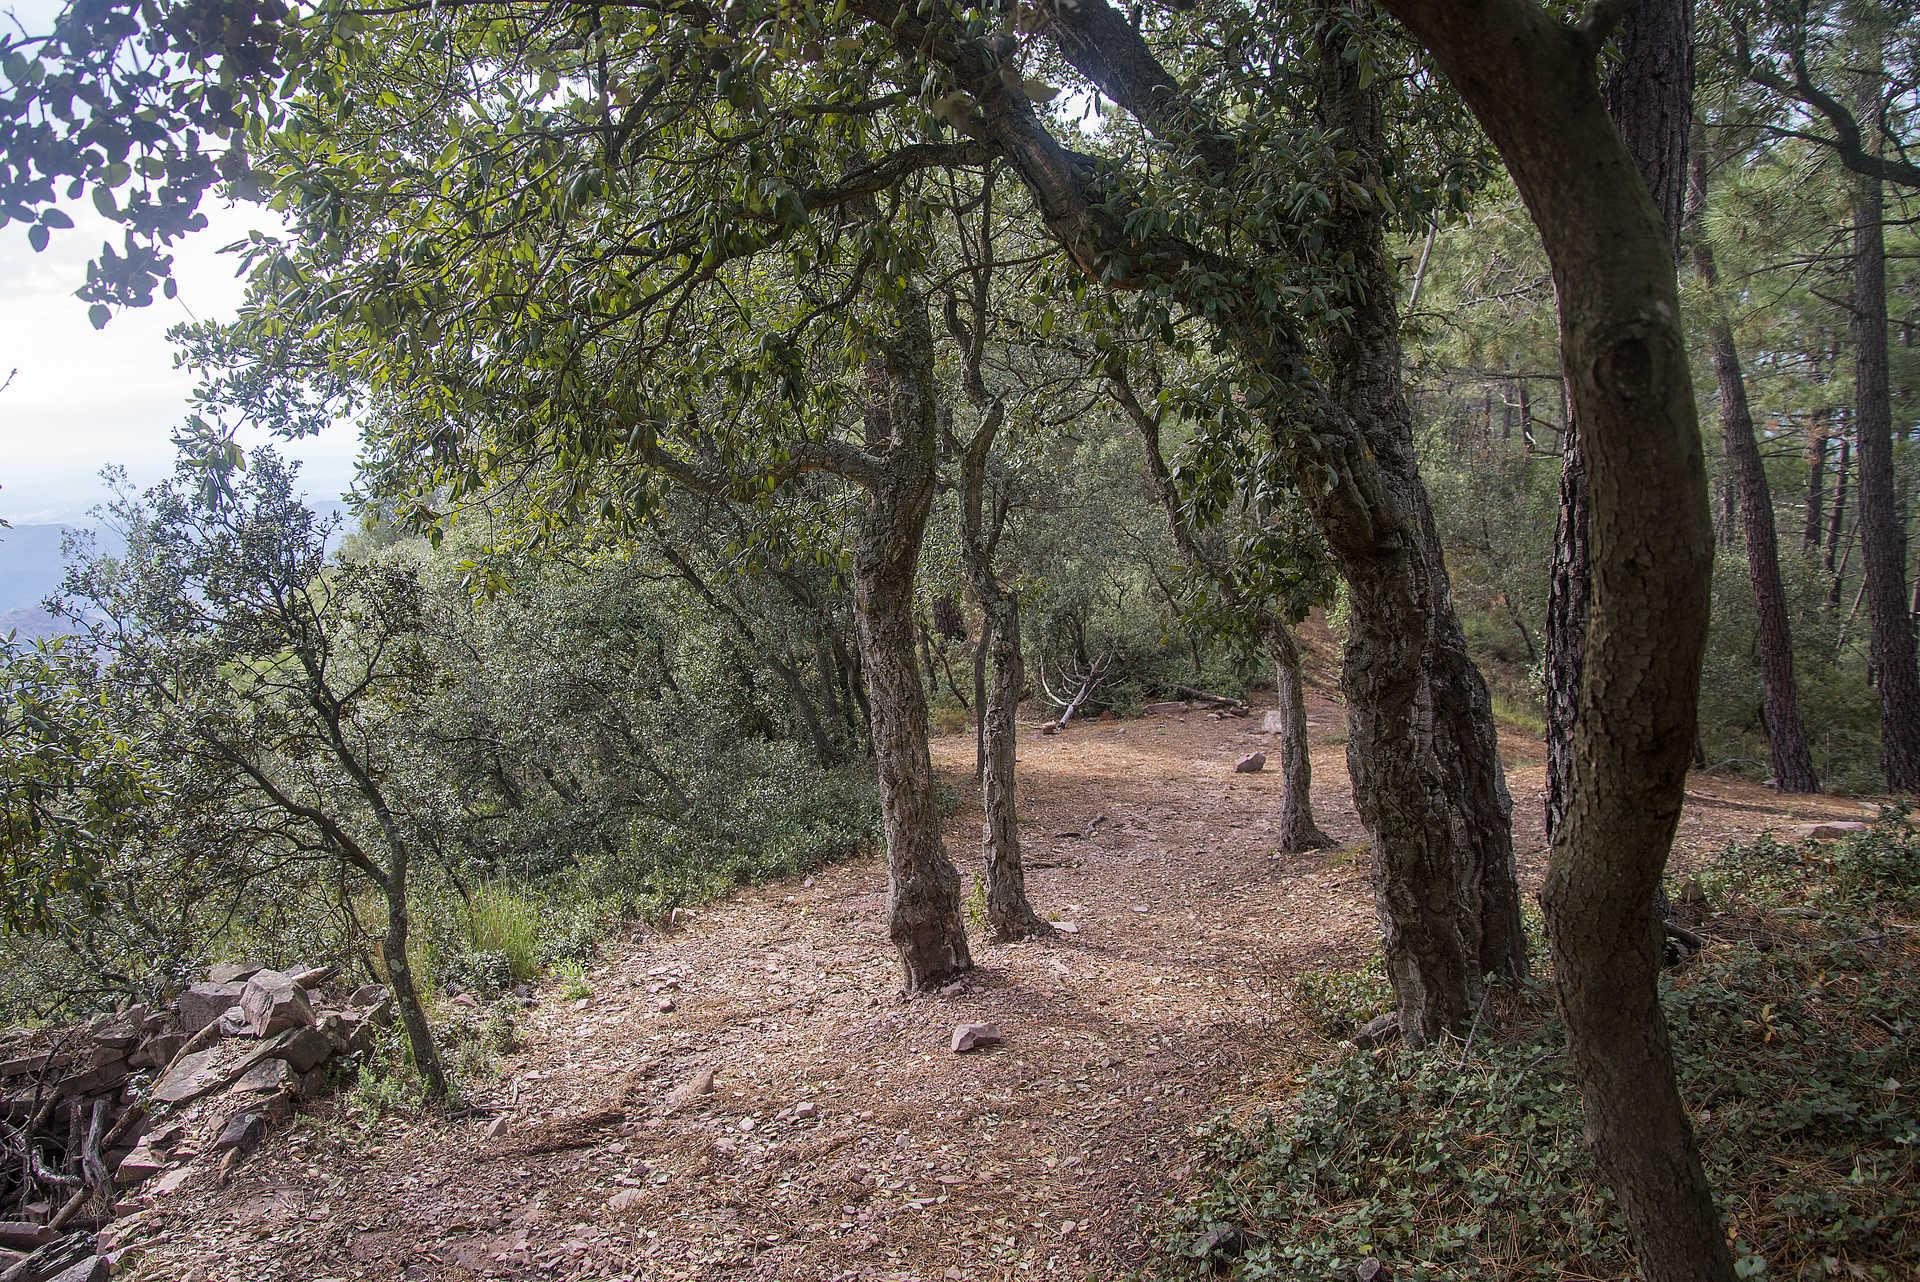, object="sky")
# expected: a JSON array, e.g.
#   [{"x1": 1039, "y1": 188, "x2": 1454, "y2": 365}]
[{"x1": 0, "y1": 0, "x2": 359, "y2": 526}]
